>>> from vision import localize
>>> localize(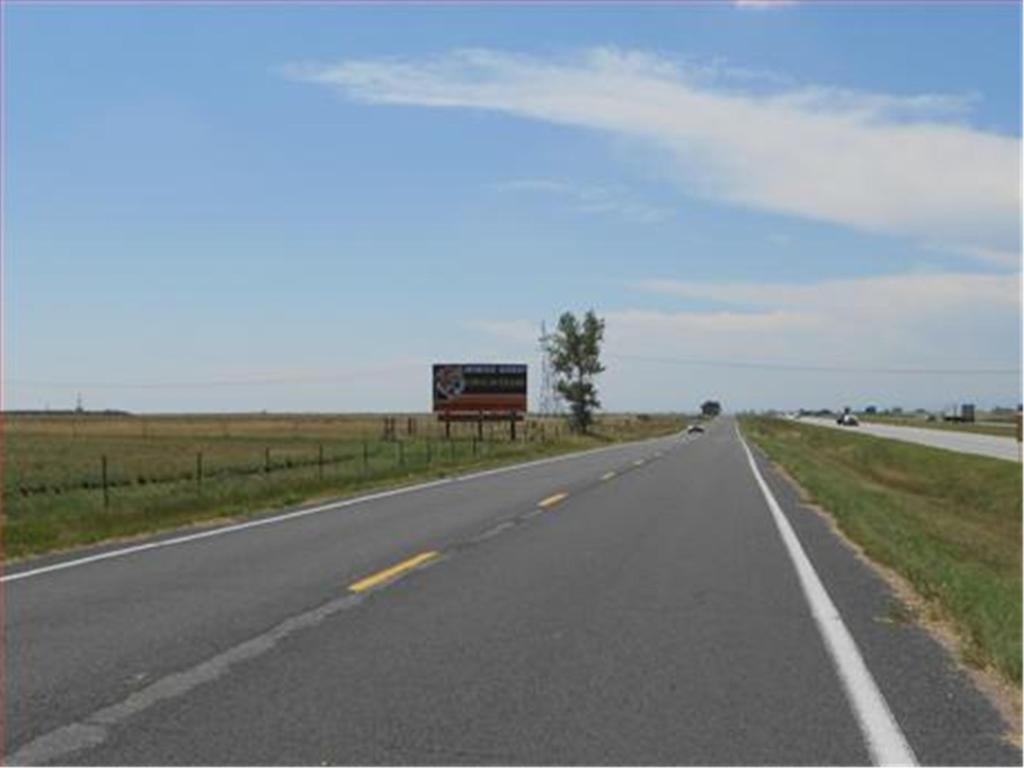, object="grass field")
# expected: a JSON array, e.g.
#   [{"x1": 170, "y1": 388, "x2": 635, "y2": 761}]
[
  {"x1": 859, "y1": 414, "x2": 1020, "y2": 438},
  {"x1": 741, "y1": 416, "x2": 1022, "y2": 687},
  {"x1": 2, "y1": 412, "x2": 686, "y2": 561}
]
